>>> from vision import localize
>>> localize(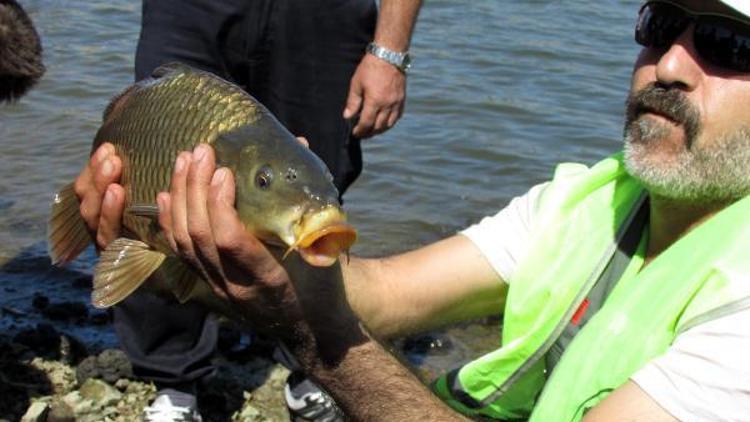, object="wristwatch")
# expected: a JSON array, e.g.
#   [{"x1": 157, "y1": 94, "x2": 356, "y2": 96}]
[{"x1": 366, "y1": 42, "x2": 412, "y2": 74}]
